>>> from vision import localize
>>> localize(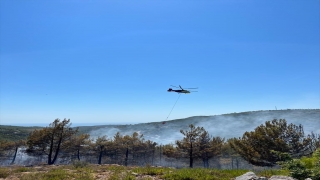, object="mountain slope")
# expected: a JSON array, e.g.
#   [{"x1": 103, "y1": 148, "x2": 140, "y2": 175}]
[{"x1": 87, "y1": 109, "x2": 320, "y2": 144}]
